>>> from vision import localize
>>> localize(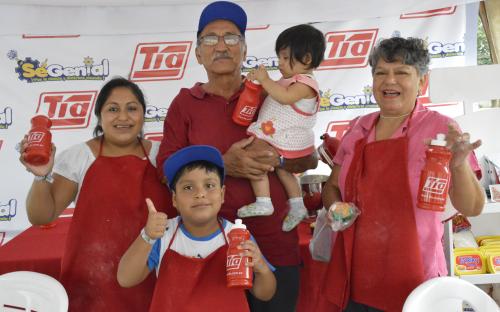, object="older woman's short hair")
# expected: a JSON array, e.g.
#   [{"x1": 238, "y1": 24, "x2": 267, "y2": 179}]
[{"x1": 368, "y1": 37, "x2": 430, "y2": 76}]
